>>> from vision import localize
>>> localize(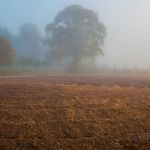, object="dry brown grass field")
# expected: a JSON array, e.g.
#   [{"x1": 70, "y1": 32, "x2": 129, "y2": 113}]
[{"x1": 0, "y1": 74, "x2": 150, "y2": 149}]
